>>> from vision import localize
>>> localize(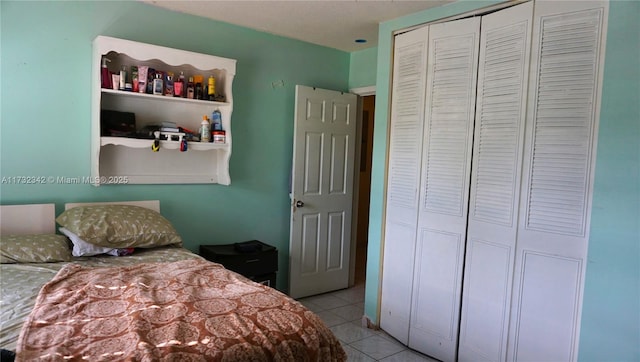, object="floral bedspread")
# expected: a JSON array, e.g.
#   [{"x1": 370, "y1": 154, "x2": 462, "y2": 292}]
[{"x1": 16, "y1": 259, "x2": 346, "y2": 361}]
